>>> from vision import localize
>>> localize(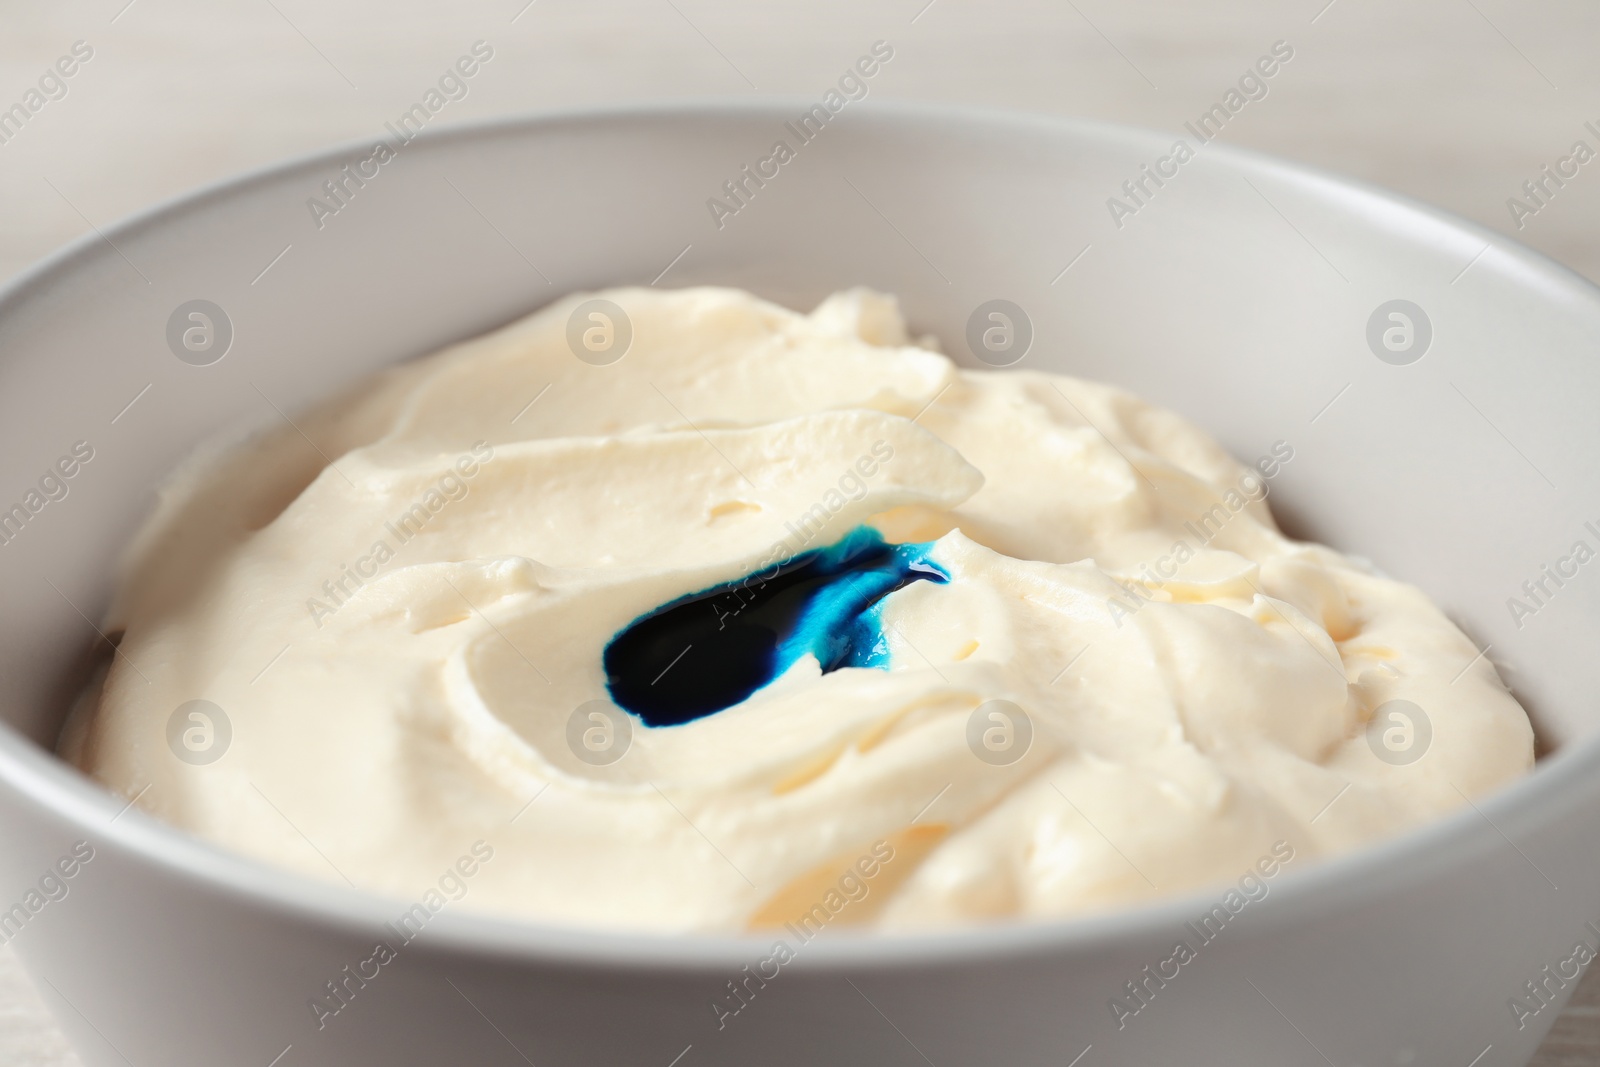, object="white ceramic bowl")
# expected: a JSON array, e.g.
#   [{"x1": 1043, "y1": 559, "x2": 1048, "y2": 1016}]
[{"x1": 1, "y1": 103, "x2": 1596, "y2": 1067}]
